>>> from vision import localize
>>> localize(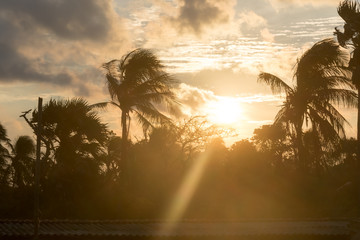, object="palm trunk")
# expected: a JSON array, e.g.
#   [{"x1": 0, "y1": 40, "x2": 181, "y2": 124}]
[
  {"x1": 358, "y1": 88, "x2": 360, "y2": 161},
  {"x1": 121, "y1": 110, "x2": 128, "y2": 181},
  {"x1": 357, "y1": 87, "x2": 360, "y2": 215},
  {"x1": 354, "y1": 47, "x2": 360, "y2": 215},
  {"x1": 295, "y1": 122, "x2": 306, "y2": 172}
]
